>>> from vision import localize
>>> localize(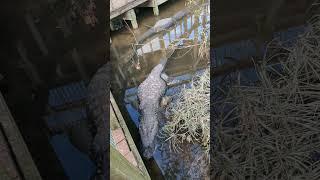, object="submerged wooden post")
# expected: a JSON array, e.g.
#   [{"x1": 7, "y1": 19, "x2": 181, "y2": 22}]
[
  {"x1": 142, "y1": 0, "x2": 165, "y2": 16},
  {"x1": 174, "y1": 25, "x2": 177, "y2": 38},
  {"x1": 153, "y1": 4, "x2": 159, "y2": 16},
  {"x1": 124, "y1": 9, "x2": 138, "y2": 29},
  {"x1": 184, "y1": 16, "x2": 188, "y2": 33}
]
